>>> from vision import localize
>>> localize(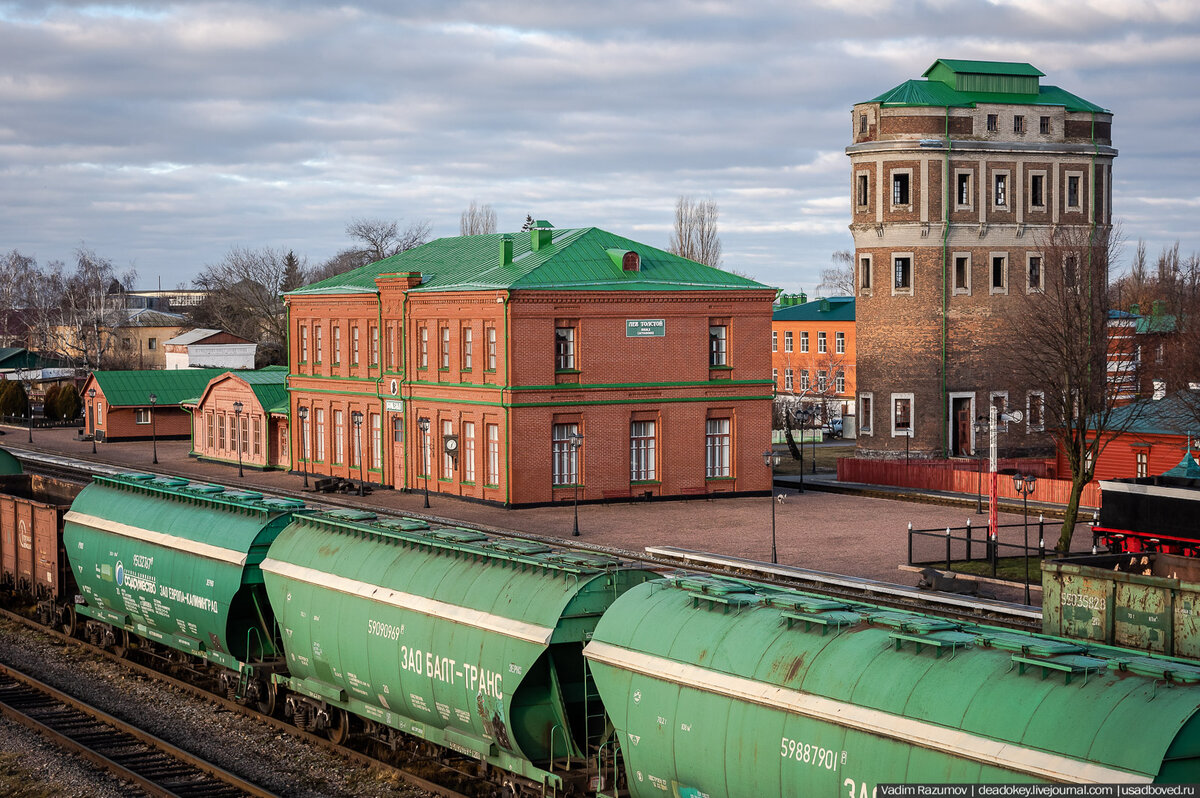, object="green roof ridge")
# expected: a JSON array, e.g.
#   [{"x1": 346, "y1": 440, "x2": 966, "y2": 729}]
[{"x1": 289, "y1": 227, "x2": 770, "y2": 295}]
